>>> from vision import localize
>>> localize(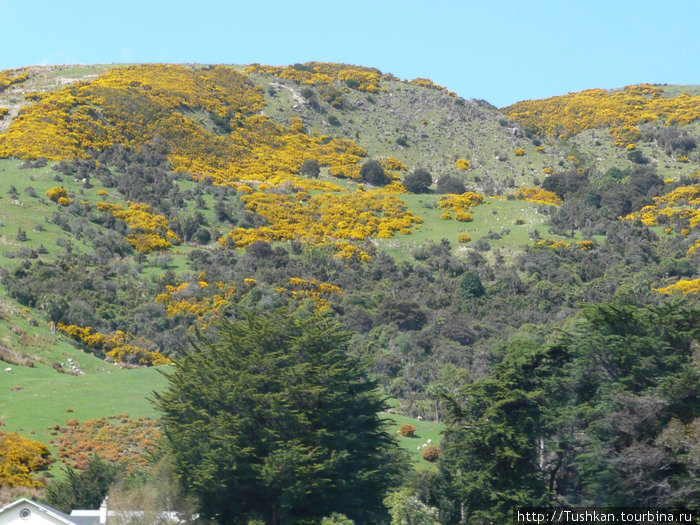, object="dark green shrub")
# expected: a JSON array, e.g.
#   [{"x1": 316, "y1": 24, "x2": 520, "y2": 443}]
[
  {"x1": 403, "y1": 168, "x2": 432, "y2": 193},
  {"x1": 300, "y1": 159, "x2": 320, "y2": 178},
  {"x1": 460, "y1": 271, "x2": 485, "y2": 299},
  {"x1": 436, "y1": 175, "x2": 466, "y2": 194},
  {"x1": 360, "y1": 159, "x2": 388, "y2": 186}
]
